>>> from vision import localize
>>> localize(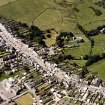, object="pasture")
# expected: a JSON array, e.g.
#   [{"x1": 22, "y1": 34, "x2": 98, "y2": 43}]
[
  {"x1": 0, "y1": 0, "x2": 16, "y2": 6},
  {"x1": 0, "y1": 0, "x2": 76, "y2": 31},
  {"x1": 88, "y1": 59, "x2": 105, "y2": 81}
]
